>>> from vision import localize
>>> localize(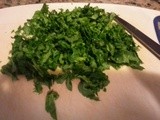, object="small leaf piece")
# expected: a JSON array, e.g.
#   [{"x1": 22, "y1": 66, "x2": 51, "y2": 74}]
[
  {"x1": 45, "y1": 90, "x2": 59, "y2": 120},
  {"x1": 34, "y1": 80, "x2": 43, "y2": 94}
]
